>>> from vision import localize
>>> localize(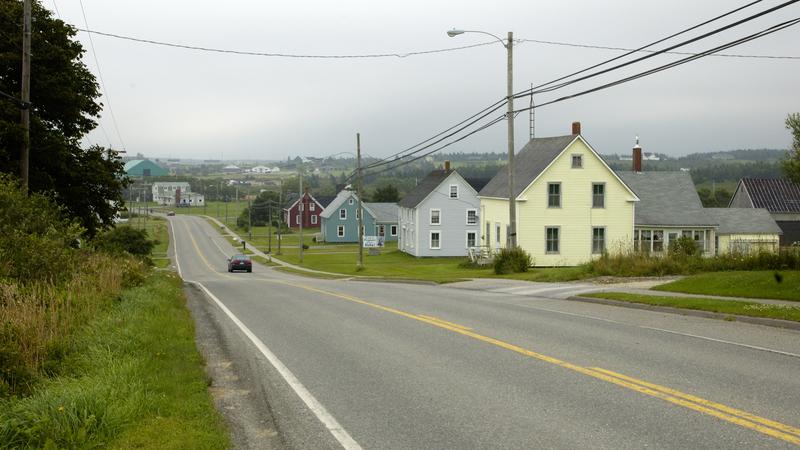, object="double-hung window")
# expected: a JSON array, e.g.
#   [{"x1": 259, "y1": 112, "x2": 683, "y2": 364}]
[
  {"x1": 337, "y1": 225, "x2": 345, "y2": 237},
  {"x1": 430, "y1": 209, "x2": 441, "y2": 225},
  {"x1": 466, "y1": 231, "x2": 477, "y2": 248},
  {"x1": 450, "y1": 185, "x2": 459, "y2": 199},
  {"x1": 548, "y1": 183, "x2": 561, "y2": 208},
  {"x1": 592, "y1": 227, "x2": 605, "y2": 254},
  {"x1": 592, "y1": 183, "x2": 605, "y2": 208},
  {"x1": 571, "y1": 154, "x2": 583, "y2": 168},
  {"x1": 430, "y1": 231, "x2": 441, "y2": 249},
  {"x1": 546, "y1": 227, "x2": 560, "y2": 253},
  {"x1": 466, "y1": 209, "x2": 477, "y2": 225},
  {"x1": 339, "y1": 209, "x2": 346, "y2": 220}
]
